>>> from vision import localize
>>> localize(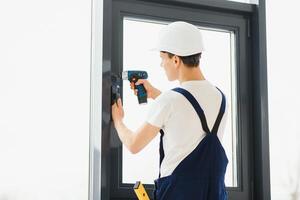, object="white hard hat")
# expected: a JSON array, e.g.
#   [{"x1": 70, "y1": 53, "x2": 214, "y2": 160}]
[{"x1": 152, "y1": 21, "x2": 205, "y2": 56}]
